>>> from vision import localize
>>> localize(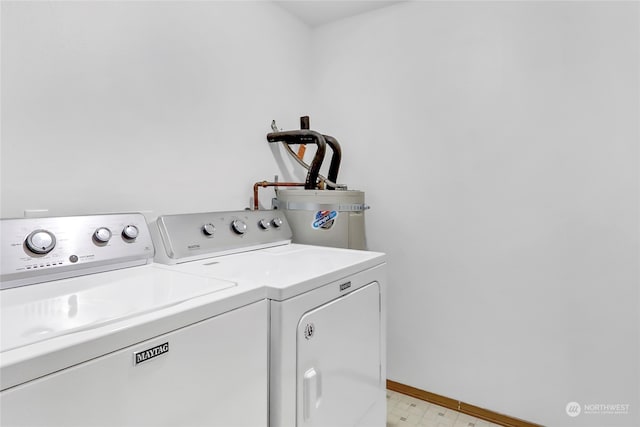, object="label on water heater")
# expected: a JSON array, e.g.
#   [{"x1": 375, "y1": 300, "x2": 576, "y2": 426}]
[{"x1": 311, "y1": 210, "x2": 338, "y2": 230}]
